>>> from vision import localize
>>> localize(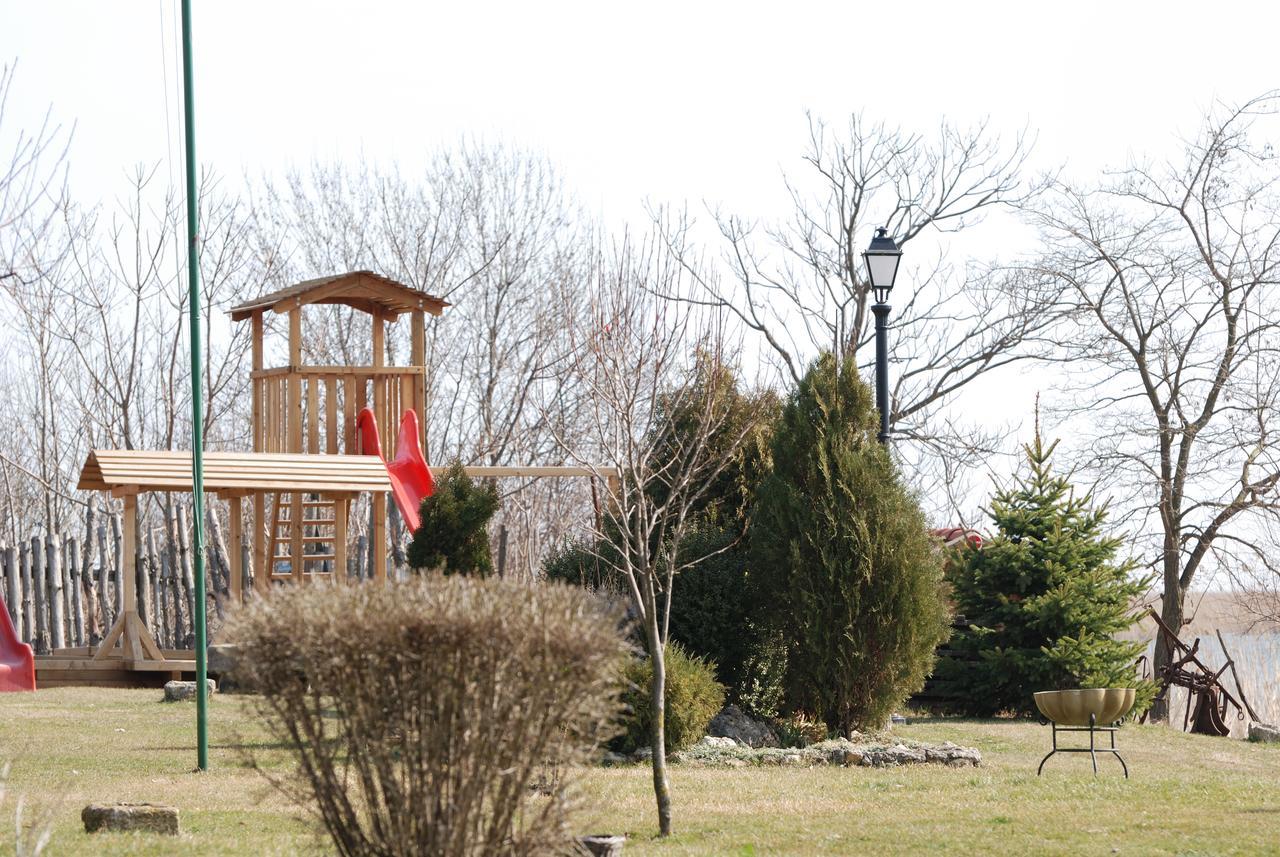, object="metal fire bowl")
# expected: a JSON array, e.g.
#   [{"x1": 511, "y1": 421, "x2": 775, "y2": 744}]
[{"x1": 1033, "y1": 688, "x2": 1136, "y2": 726}]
